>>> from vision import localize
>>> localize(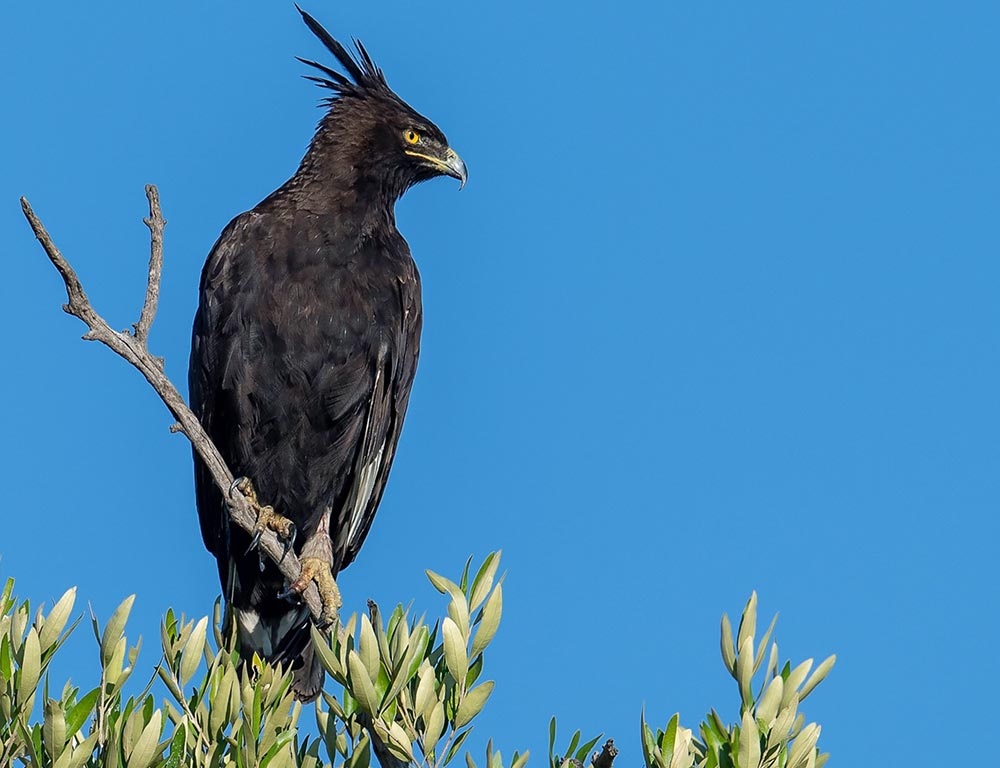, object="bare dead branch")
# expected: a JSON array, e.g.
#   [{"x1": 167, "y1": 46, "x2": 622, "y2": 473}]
[
  {"x1": 135, "y1": 184, "x2": 165, "y2": 347},
  {"x1": 20, "y1": 188, "x2": 324, "y2": 621},
  {"x1": 591, "y1": 740, "x2": 618, "y2": 768}
]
